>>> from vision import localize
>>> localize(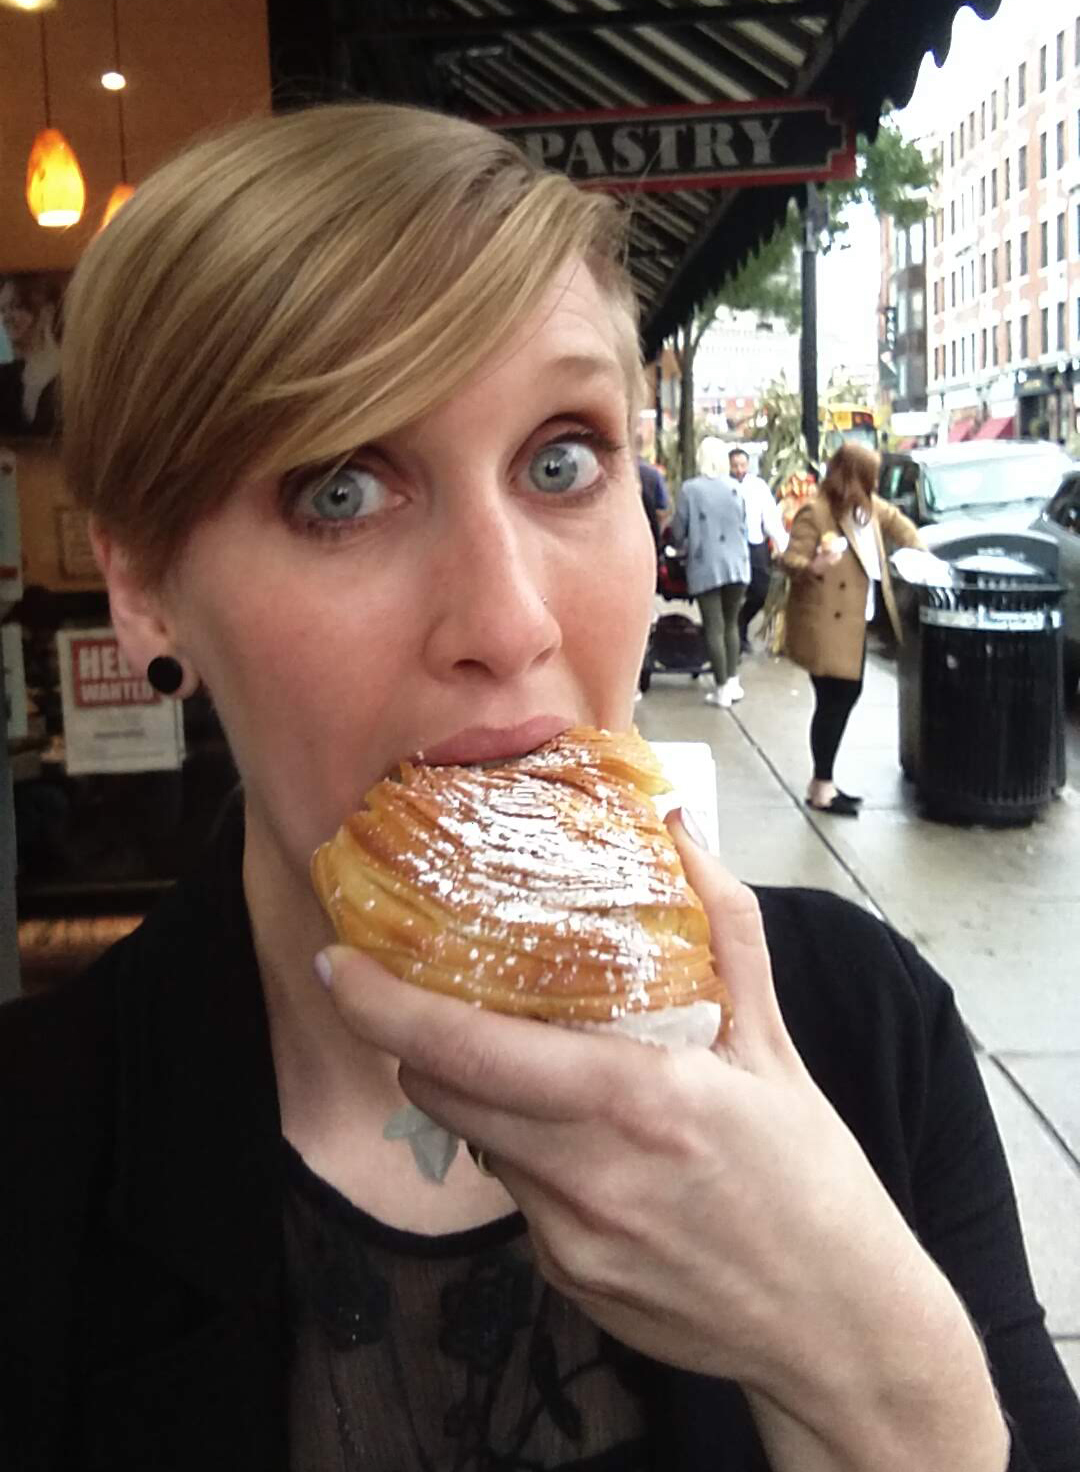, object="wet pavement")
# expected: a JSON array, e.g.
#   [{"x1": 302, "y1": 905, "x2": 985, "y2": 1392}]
[{"x1": 636, "y1": 630, "x2": 1080, "y2": 1392}]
